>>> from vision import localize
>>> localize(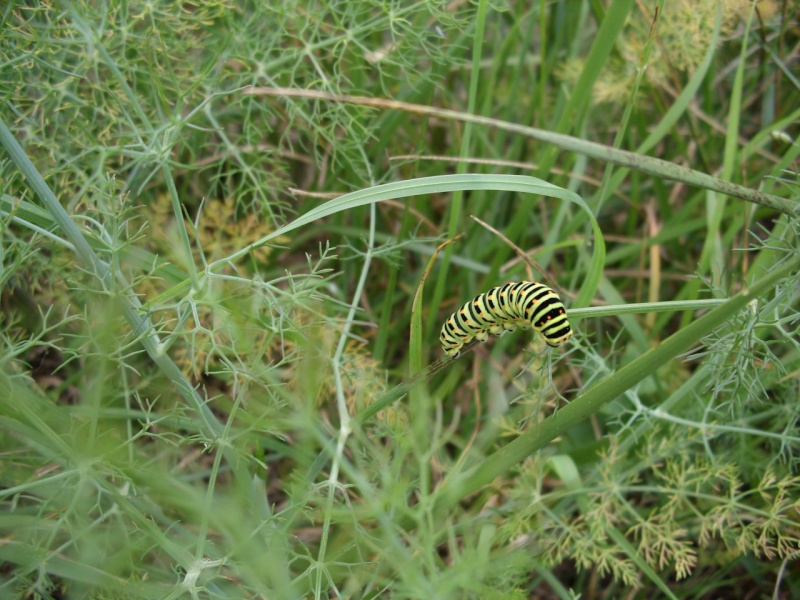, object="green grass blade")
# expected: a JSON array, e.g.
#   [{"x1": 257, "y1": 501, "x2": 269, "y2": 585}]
[
  {"x1": 0, "y1": 117, "x2": 235, "y2": 465},
  {"x1": 147, "y1": 174, "x2": 605, "y2": 310}
]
